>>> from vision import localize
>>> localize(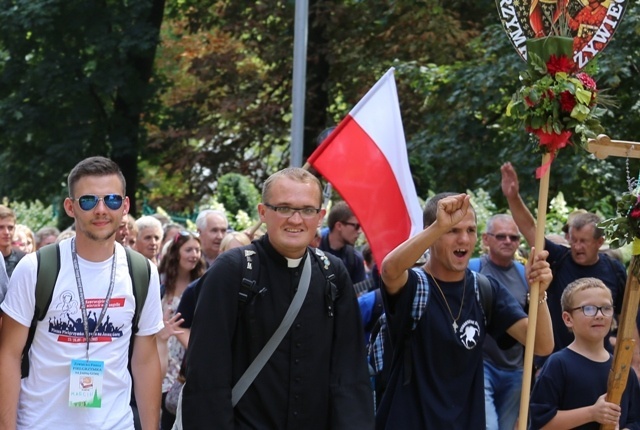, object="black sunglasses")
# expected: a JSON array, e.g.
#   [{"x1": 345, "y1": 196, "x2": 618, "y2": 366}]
[{"x1": 73, "y1": 194, "x2": 124, "y2": 211}]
